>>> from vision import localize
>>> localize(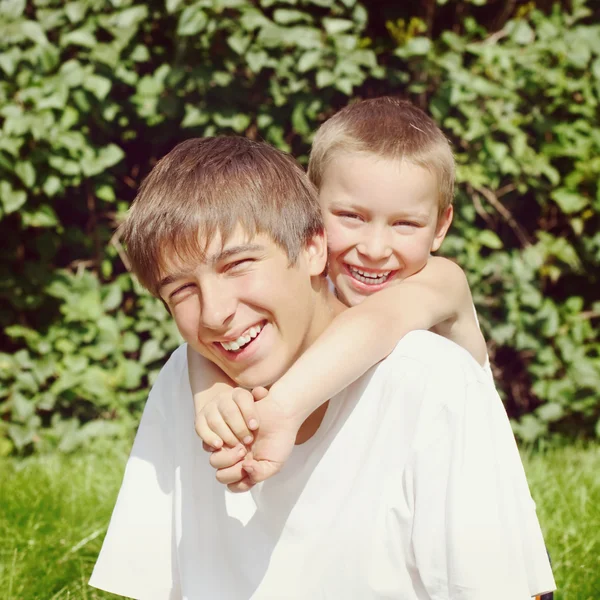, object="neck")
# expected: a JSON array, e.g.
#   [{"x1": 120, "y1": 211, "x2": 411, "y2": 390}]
[
  {"x1": 285, "y1": 277, "x2": 346, "y2": 444},
  {"x1": 299, "y1": 277, "x2": 346, "y2": 353}
]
